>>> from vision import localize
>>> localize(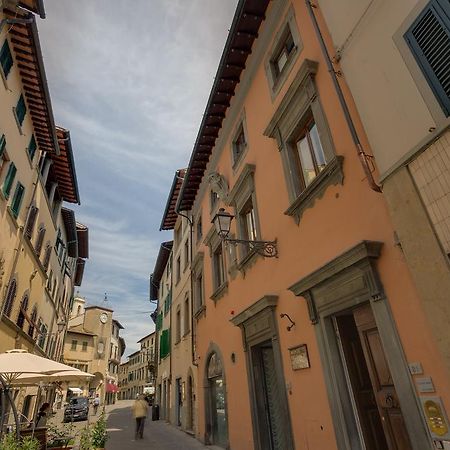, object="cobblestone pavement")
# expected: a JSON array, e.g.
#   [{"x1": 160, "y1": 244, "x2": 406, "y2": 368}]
[{"x1": 106, "y1": 400, "x2": 213, "y2": 450}]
